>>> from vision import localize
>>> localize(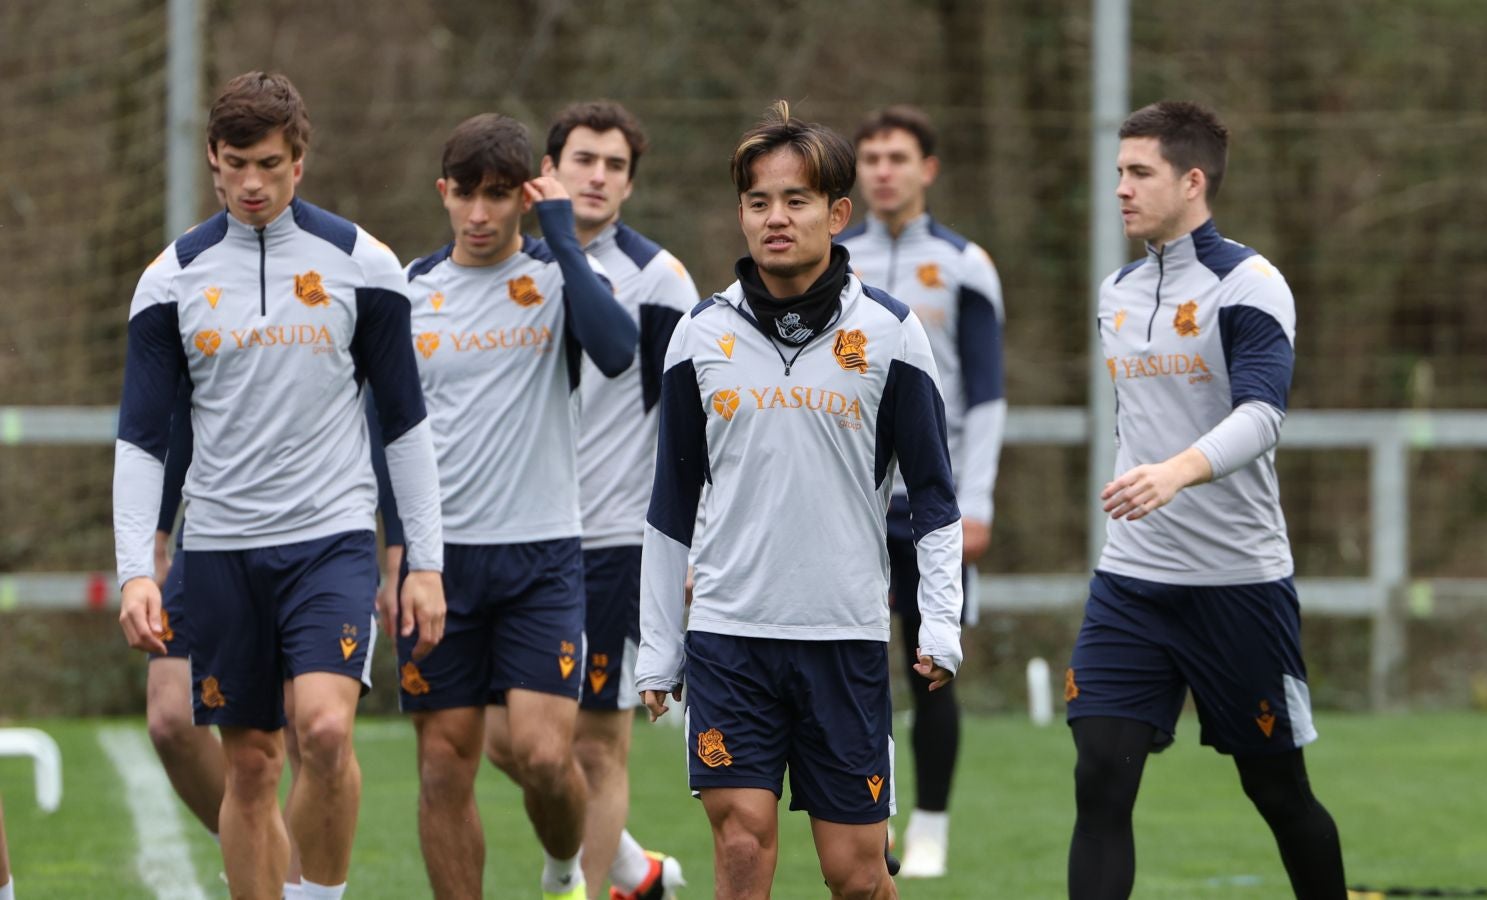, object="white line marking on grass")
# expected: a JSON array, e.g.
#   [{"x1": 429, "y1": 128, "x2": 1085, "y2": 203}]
[{"x1": 98, "y1": 725, "x2": 208, "y2": 900}]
